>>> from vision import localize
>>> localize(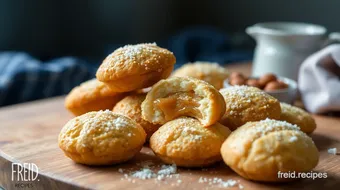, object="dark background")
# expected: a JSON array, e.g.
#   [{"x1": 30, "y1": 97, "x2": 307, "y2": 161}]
[{"x1": 0, "y1": 0, "x2": 339, "y2": 61}]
